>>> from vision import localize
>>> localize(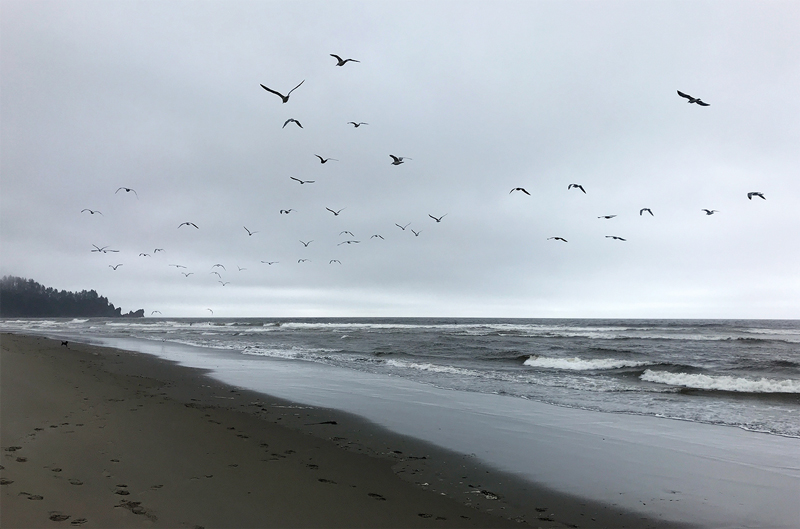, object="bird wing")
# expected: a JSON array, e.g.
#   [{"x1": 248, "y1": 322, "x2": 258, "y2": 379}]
[
  {"x1": 389, "y1": 155, "x2": 400, "y2": 162},
  {"x1": 287, "y1": 80, "x2": 305, "y2": 96},
  {"x1": 260, "y1": 84, "x2": 285, "y2": 99},
  {"x1": 677, "y1": 90, "x2": 692, "y2": 99},
  {"x1": 696, "y1": 101, "x2": 710, "y2": 106},
  {"x1": 290, "y1": 177, "x2": 301, "y2": 182},
  {"x1": 330, "y1": 54, "x2": 343, "y2": 62}
]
